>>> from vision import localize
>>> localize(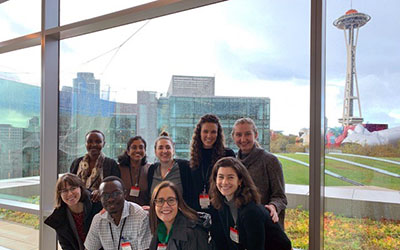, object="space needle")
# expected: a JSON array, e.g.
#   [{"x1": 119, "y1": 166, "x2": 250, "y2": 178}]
[{"x1": 334, "y1": 9, "x2": 371, "y2": 126}]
